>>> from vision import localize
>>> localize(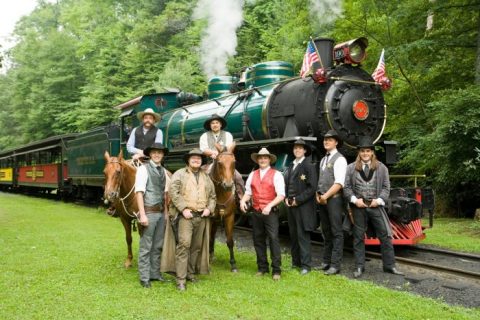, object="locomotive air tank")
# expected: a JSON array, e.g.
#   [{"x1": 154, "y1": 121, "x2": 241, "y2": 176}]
[{"x1": 160, "y1": 38, "x2": 386, "y2": 172}]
